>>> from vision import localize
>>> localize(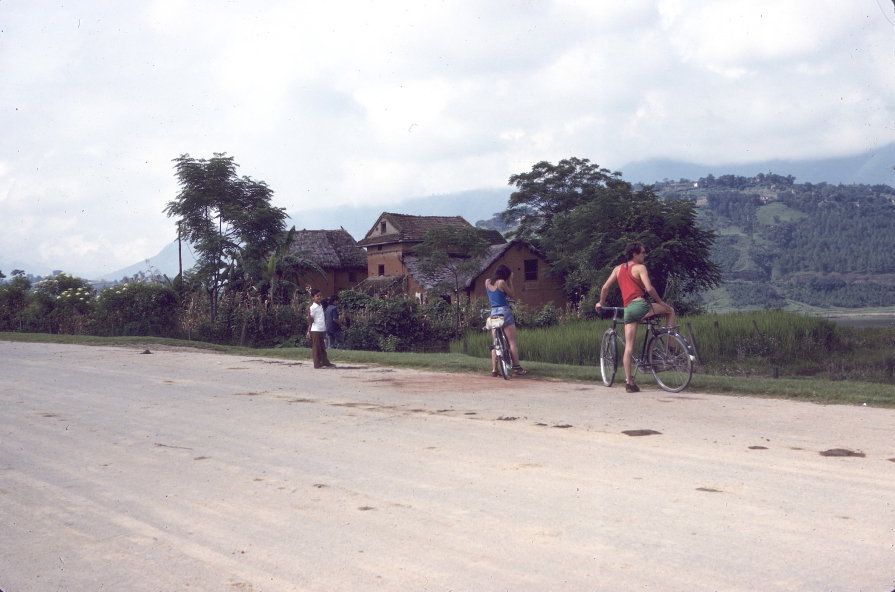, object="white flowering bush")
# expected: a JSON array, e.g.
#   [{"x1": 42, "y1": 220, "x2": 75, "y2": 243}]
[
  {"x1": 53, "y1": 286, "x2": 96, "y2": 315},
  {"x1": 24, "y1": 272, "x2": 96, "y2": 332}
]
